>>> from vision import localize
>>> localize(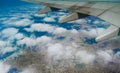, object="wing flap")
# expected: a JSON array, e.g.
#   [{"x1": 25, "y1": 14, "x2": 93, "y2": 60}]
[
  {"x1": 37, "y1": 6, "x2": 60, "y2": 14},
  {"x1": 23, "y1": 0, "x2": 120, "y2": 42},
  {"x1": 59, "y1": 12, "x2": 89, "y2": 23},
  {"x1": 96, "y1": 25, "x2": 119, "y2": 42},
  {"x1": 38, "y1": 6, "x2": 51, "y2": 14}
]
